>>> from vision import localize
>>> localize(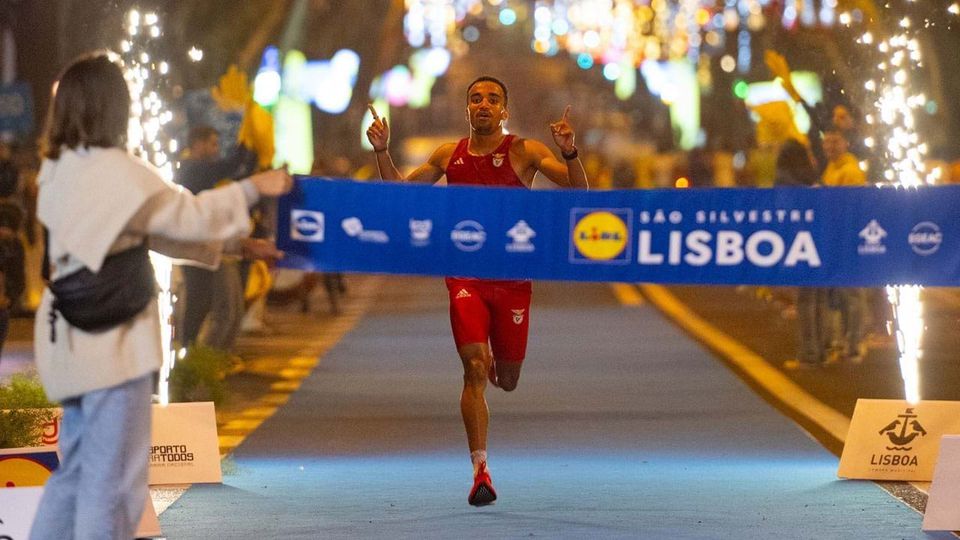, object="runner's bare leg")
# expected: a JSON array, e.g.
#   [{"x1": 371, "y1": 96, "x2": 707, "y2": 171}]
[{"x1": 459, "y1": 343, "x2": 492, "y2": 453}]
